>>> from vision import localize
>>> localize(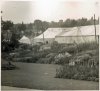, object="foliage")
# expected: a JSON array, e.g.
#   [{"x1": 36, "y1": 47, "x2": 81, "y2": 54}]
[
  {"x1": 34, "y1": 20, "x2": 49, "y2": 34},
  {"x1": 1, "y1": 20, "x2": 19, "y2": 52},
  {"x1": 77, "y1": 41, "x2": 99, "y2": 52},
  {"x1": 55, "y1": 42, "x2": 99, "y2": 82},
  {"x1": 36, "y1": 58, "x2": 52, "y2": 64},
  {"x1": 17, "y1": 22, "x2": 26, "y2": 31},
  {"x1": 51, "y1": 41, "x2": 62, "y2": 53},
  {"x1": 54, "y1": 56, "x2": 71, "y2": 65},
  {"x1": 4, "y1": 17, "x2": 99, "y2": 38},
  {"x1": 49, "y1": 17, "x2": 99, "y2": 28},
  {"x1": 1, "y1": 20, "x2": 13, "y2": 30},
  {"x1": 1, "y1": 63, "x2": 17, "y2": 70},
  {"x1": 59, "y1": 42, "x2": 99, "y2": 54},
  {"x1": 55, "y1": 65, "x2": 99, "y2": 82},
  {"x1": 59, "y1": 45, "x2": 77, "y2": 54}
]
